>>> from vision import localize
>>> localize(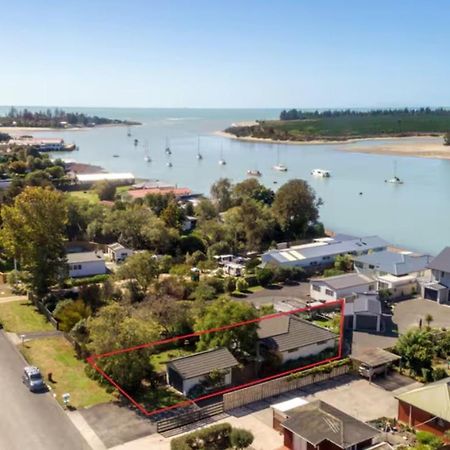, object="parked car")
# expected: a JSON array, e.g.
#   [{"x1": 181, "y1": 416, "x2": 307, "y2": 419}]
[
  {"x1": 22, "y1": 366, "x2": 46, "y2": 392},
  {"x1": 358, "y1": 362, "x2": 388, "y2": 379}
]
